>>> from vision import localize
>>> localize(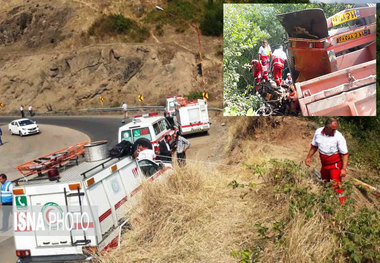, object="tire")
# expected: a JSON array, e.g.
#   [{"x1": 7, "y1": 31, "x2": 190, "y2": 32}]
[
  {"x1": 19, "y1": 131, "x2": 23, "y2": 137},
  {"x1": 9, "y1": 129, "x2": 13, "y2": 135},
  {"x1": 132, "y1": 138, "x2": 153, "y2": 154}
]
